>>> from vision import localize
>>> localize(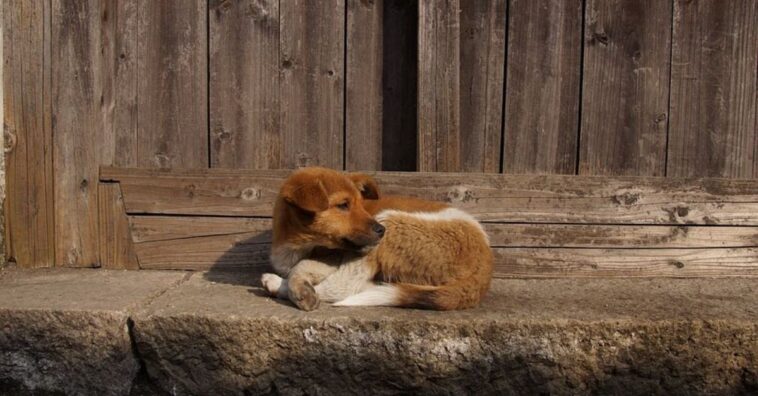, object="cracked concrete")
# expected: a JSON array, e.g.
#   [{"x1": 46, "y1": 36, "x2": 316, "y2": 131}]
[{"x1": 1, "y1": 269, "x2": 757, "y2": 395}]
